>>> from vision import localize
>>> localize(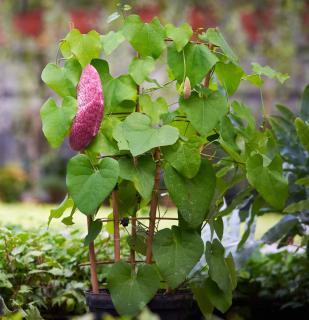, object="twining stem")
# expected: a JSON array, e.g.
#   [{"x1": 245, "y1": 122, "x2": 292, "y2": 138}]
[
  {"x1": 112, "y1": 187, "x2": 121, "y2": 262},
  {"x1": 146, "y1": 147, "x2": 161, "y2": 264},
  {"x1": 87, "y1": 216, "x2": 99, "y2": 294}
]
